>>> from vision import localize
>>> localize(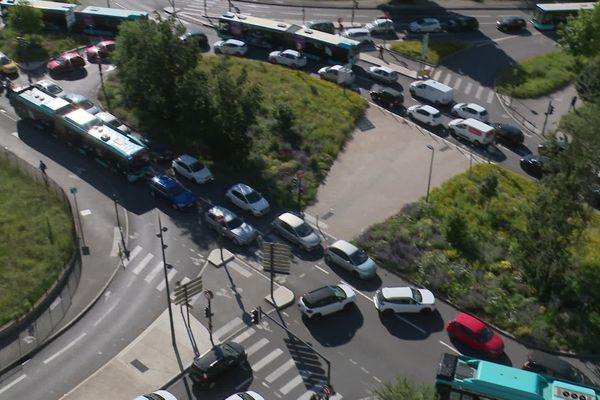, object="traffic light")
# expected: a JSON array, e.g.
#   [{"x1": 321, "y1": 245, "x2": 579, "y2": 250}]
[
  {"x1": 204, "y1": 307, "x2": 211, "y2": 318},
  {"x1": 291, "y1": 176, "x2": 298, "y2": 188},
  {"x1": 251, "y1": 307, "x2": 261, "y2": 324}
]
